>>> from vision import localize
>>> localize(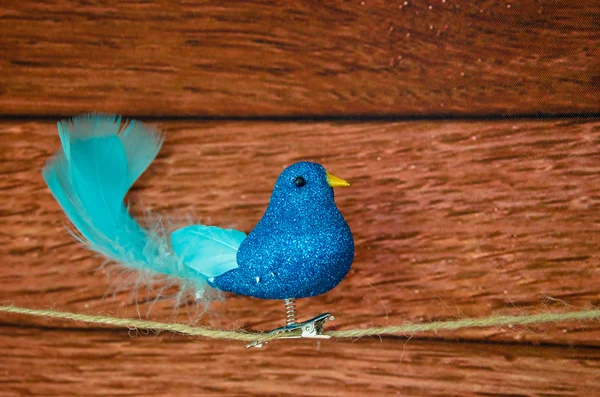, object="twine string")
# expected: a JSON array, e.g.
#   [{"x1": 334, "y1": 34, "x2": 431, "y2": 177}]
[{"x1": 2, "y1": 305, "x2": 599, "y2": 343}]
